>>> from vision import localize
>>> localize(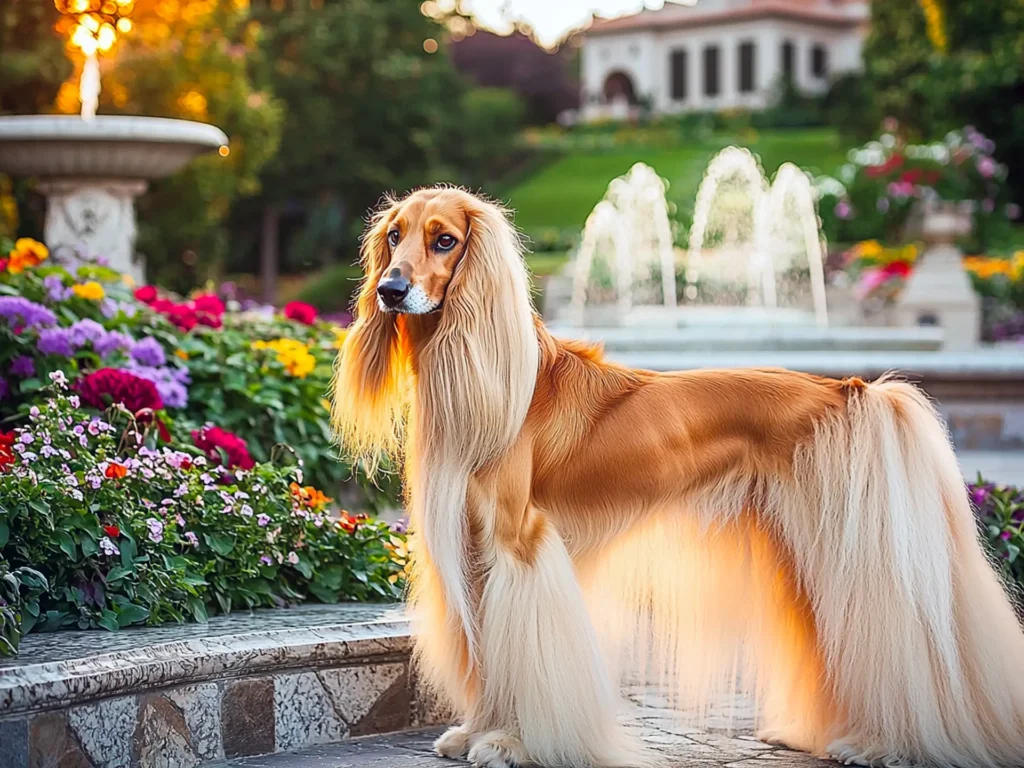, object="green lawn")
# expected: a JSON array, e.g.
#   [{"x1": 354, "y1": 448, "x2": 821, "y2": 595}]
[{"x1": 504, "y1": 127, "x2": 849, "y2": 236}]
